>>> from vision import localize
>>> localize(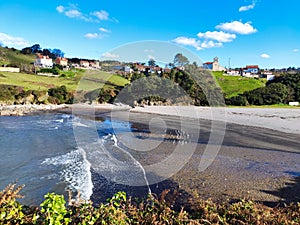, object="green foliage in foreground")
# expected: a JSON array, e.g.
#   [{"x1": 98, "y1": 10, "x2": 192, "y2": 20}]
[{"x1": 1, "y1": 184, "x2": 300, "y2": 225}]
